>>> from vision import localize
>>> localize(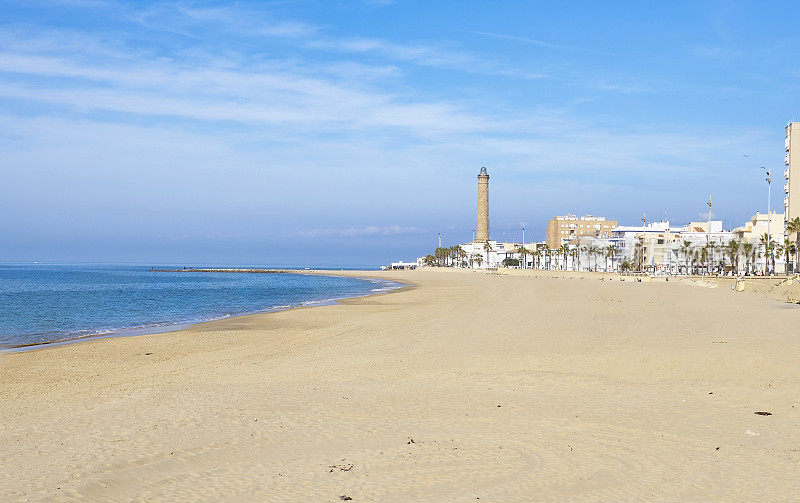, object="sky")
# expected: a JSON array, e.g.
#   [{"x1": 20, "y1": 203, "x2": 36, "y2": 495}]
[{"x1": 1, "y1": 0, "x2": 799, "y2": 266}]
